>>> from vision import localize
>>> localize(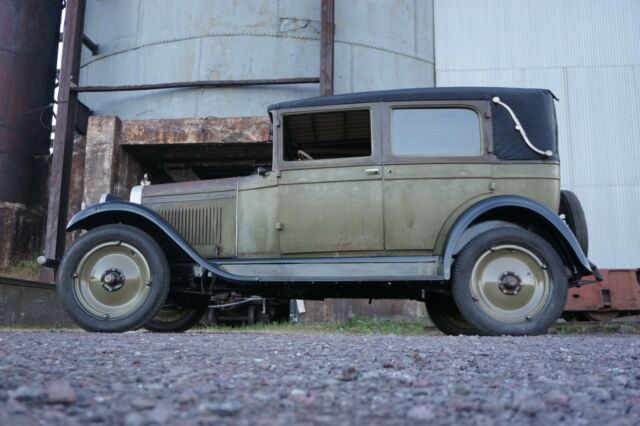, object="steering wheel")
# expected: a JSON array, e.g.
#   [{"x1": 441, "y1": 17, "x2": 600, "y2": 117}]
[{"x1": 297, "y1": 150, "x2": 314, "y2": 161}]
